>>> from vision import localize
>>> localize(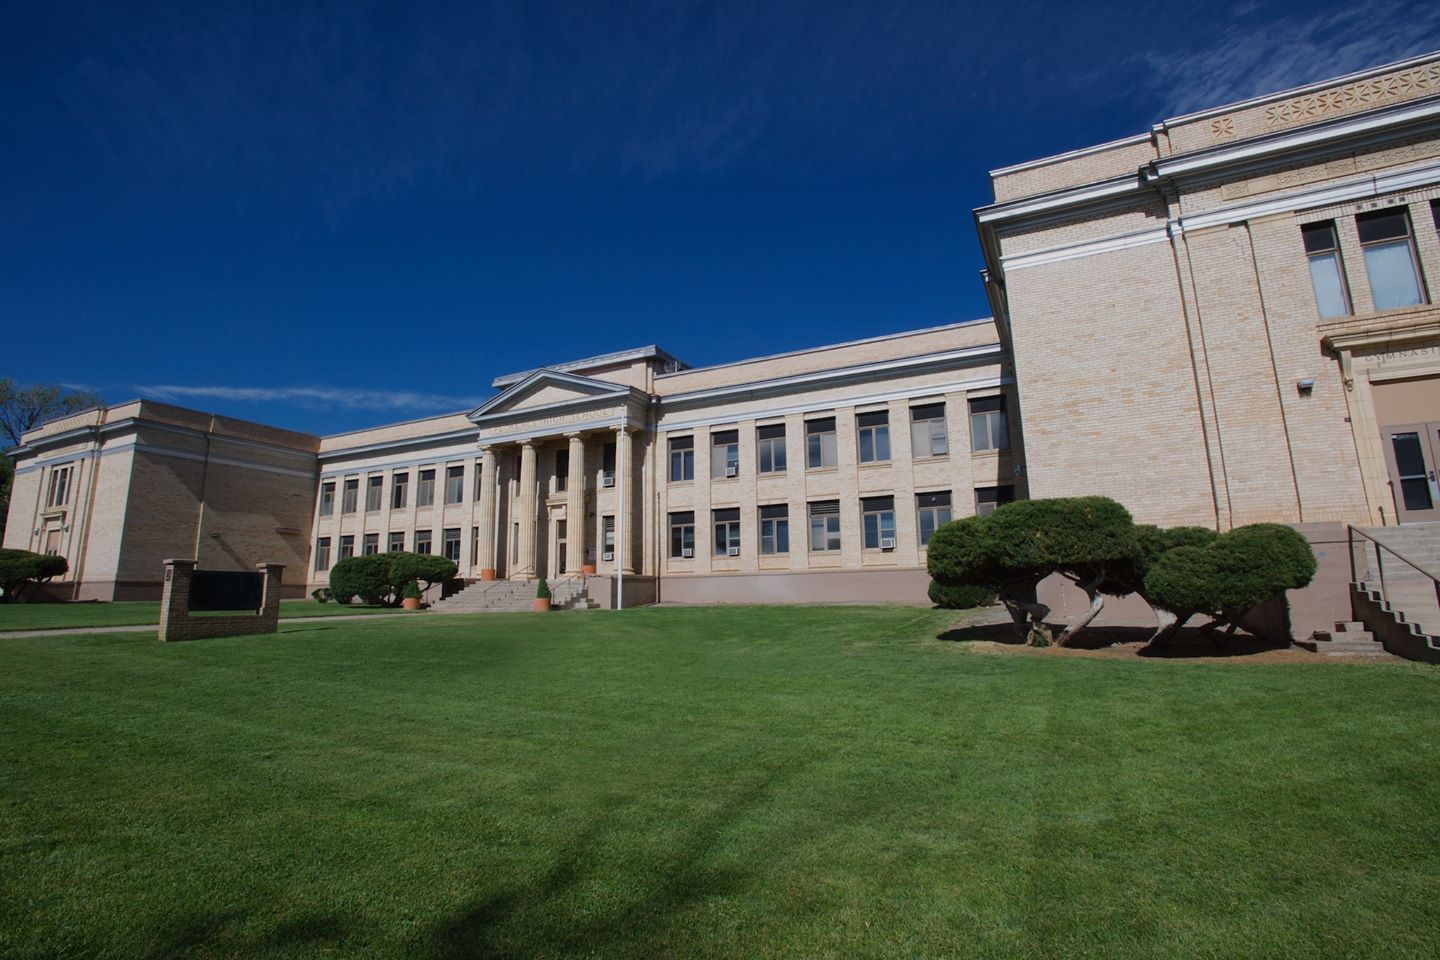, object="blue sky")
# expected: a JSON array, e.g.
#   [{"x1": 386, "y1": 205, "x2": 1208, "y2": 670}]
[{"x1": 4, "y1": 1, "x2": 1438, "y2": 436}]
